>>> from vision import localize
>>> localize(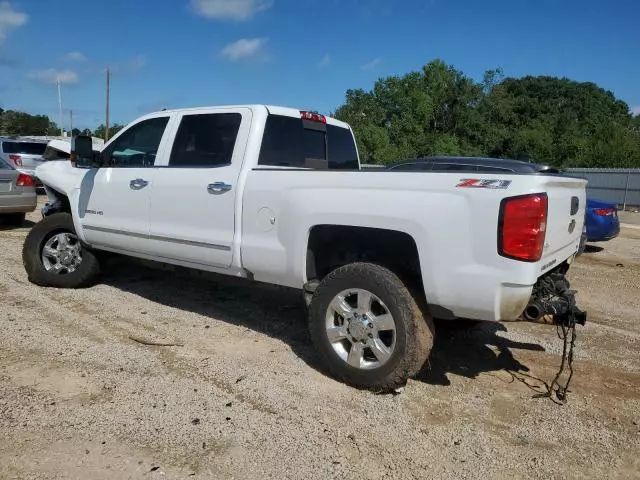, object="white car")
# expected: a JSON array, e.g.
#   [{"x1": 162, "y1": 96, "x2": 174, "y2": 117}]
[{"x1": 23, "y1": 105, "x2": 587, "y2": 389}]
